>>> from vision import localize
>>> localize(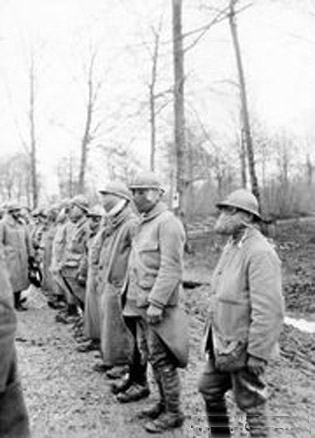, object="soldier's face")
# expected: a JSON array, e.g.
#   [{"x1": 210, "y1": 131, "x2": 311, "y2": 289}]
[
  {"x1": 214, "y1": 207, "x2": 243, "y2": 235},
  {"x1": 69, "y1": 205, "x2": 85, "y2": 222},
  {"x1": 131, "y1": 188, "x2": 160, "y2": 214},
  {"x1": 89, "y1": 216, "x2": 101, "y2": 233}
]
